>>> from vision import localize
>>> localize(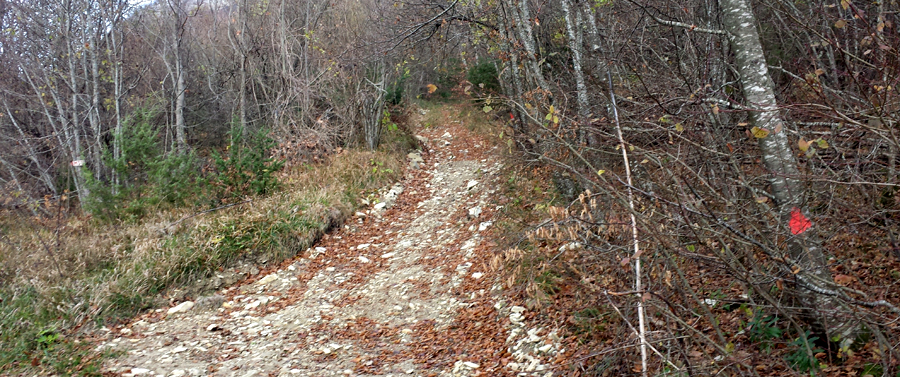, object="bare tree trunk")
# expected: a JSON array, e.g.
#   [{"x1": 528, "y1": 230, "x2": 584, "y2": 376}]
[
  {"x1": 362, "y1": 63, "x2": 387, "y2": 150},
  {"x1": 720, "y1": 0, "x2": 861, "y2": 347},
  {"x1": 3, "y1": 100, "x2": 57, "y2": 195},
  {"x1": 236, "y1": 0, "x2": 248, "y2": 133},
  {"x1": 0, "y1": 155, "x2": 26, "y2": 198},
  {"x1": 108, "y1": 9, "x2": 124, "y2": 192},
  {"x1": 579, "y1": 1, "x2": 607, "y2": 148},
  {"x1": 65, "y1": 11, "x2": 89, "y2": 201},
  {"x1": 562, "y1": 0, "x2": 589, "y2": 122},
  {"x1": 167, "y1": 0, "x2": 188, "y2": 154},
  {"x1": 505, "y1": 0, "x2": 551, "y2": 97},
  {"x1": 496, "y1": 1, "x2": 526, "y2": 133},
  {"x1": 89, "y1": 28, "x2": 103, "y2": 180},
  {"x1": 174, "y1": 47, "x2": 187, "y2": 153}
]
